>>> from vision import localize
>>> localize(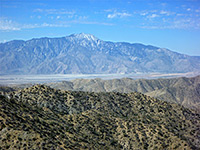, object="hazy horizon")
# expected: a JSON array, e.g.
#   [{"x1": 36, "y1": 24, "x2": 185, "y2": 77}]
[{"x1": 0, "y1": 72, "x2": 198, "y2": 85}]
